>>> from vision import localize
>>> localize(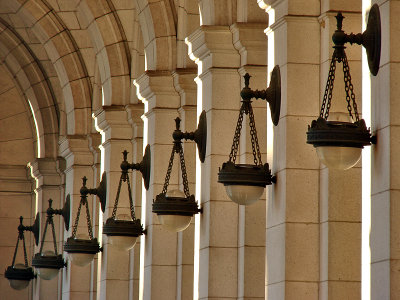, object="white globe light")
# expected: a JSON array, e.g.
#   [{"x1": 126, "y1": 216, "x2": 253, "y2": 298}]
[
  {"x1": 316, "y1": 146, "x2": 361, "y2": 170},
  {"x1": 316, "y1": 112, "x2": 361, "y2": 170},
  {"x1": 225, "y1": 185, "x2": 265, "y2": 205},
  {"x1": 37, "y1": 250, "x2": 59, "y2": 280},
  {"x1": 69, "y1": 234, "x2": 95, "y2": 267},
  {"x1": 158, "y1": 189, "x2": 192, "y2": 232},
  {"x1": 8, "y1": 264, "x2": 30, "y2": 290},
  {"x1": 108, "y1": 214, "x2": 138, "y2": 251}
]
